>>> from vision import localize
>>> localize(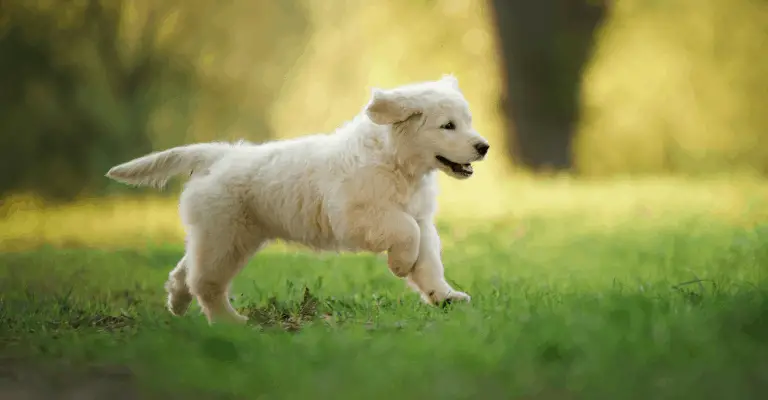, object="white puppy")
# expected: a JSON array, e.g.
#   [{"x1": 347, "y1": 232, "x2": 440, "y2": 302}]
[{"x1": 106, "y1": 75, "x2": 490, "y2": 324}]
